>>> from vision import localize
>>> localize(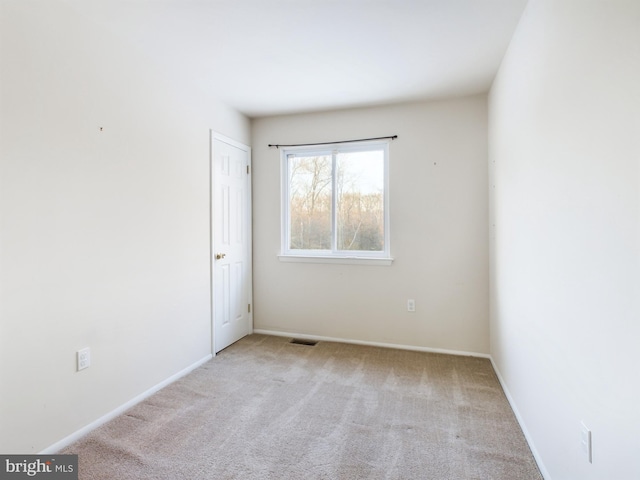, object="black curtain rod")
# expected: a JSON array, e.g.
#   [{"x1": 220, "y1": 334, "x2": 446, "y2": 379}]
[{"x1": 268, "y1": 135, "x2": 397, "y2": 149}]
